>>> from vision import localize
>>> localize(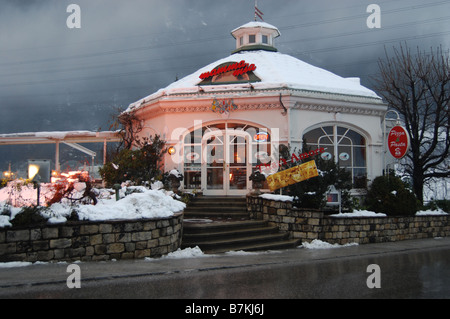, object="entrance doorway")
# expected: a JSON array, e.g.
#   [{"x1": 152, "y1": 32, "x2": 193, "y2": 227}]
[
  {"x1": 202, "y1": 129, "x2": 249, "y2": 196},
  {"x1": 182, "y1": 122, "x2": 272, "y2": 196}
]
